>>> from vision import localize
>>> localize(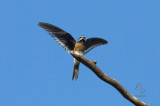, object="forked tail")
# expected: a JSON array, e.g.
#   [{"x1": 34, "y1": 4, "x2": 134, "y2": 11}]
[{"x1": 72, "y1": 59, "x2": 80, "y2": 80}]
